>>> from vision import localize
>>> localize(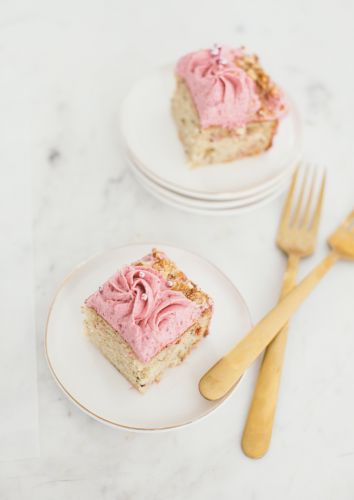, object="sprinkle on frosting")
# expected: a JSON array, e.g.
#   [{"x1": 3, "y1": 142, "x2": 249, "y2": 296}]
[
  {"x1": 85, "y1": 264, "x2": 203, "y2": 363},
  {"x1": 175, "y1": 45, "x2": 287, "y2": 129}
]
